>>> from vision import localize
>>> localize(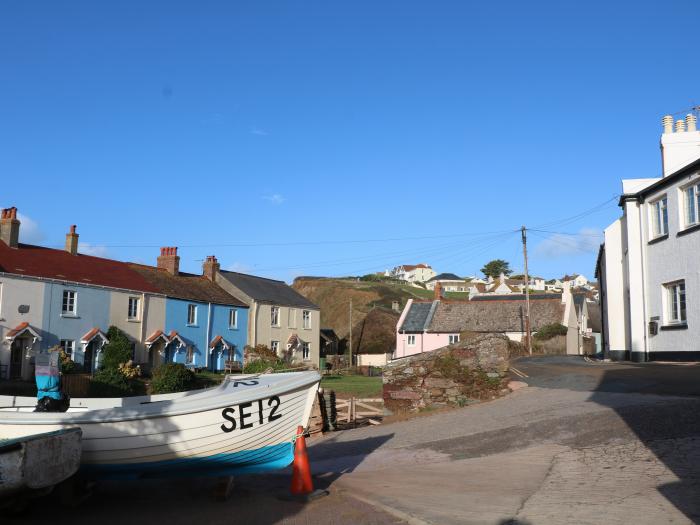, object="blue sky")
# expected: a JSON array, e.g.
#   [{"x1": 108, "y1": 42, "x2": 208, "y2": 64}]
[{"x1": 2, "y1": 1, "x2": 699, "y2": 282}]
